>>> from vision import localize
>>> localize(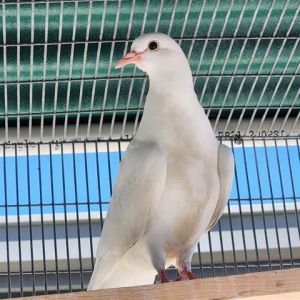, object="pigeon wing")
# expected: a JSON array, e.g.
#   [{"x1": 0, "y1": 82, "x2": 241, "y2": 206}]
[
  {"x1": 88, "y1": 140, "x2": 167, "y2": 289},
  {"x1": 206, "y1": 143, "x2": 234, "y2": 231}
]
